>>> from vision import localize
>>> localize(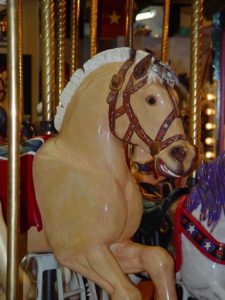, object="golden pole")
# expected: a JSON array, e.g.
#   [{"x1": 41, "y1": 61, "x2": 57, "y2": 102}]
[
  {"x1": 70, "y1": 0, "x2": 80, "y2": 75},
  {"x1": 189, "y1": 0, "x2": 203, "y2": 169},
  {"x1": 18, "y1": 0, "x2": 24, "y2": 117},
  {"x1": 125, "y1": 0, "x2": 134, "y2": 48},
  {"x1": 124, "y1": 0, "x2": 134, "y2": 166},
  {"x1": 7, "y1": 1, "x2": 21, "y2": 299},
  {"x1": 55, "y1": 0, "x2": 66, "y2": 107},
  {"x1": 40, "y1": 0, "x2": 56, "y2": 132},
  {"x1": 90, "y1": 0, "x2": 98, "y2": 57},
  {"x1": 161, "y1": 0, "x2": 171, "y2": 63}
]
